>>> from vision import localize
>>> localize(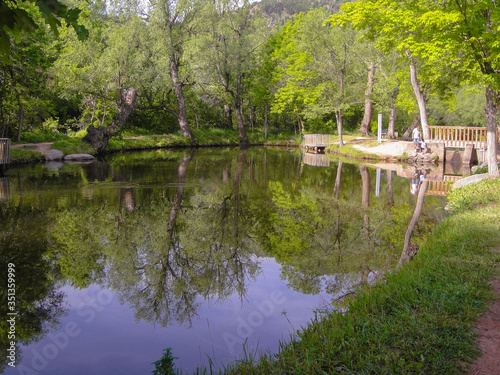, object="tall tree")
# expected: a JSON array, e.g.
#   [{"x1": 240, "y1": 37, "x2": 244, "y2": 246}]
[
  {"x1": 272, "y1": 8, "x2": 365, "y2": 146},
  {"x1": 331, "y1": 1, "x2": 459, "y2": 141},
  {"x1": 0, "y1": 15, "x2": 55, "y2": 140},
  {"x1": 188, "y1": 0, "x2": 266, "y2": 146},
  {"x1": 446, "y1": 0, "x2": 500, "y2": 177},
  {"x1": 149, "y1": 0, "x2": 197, "y2": 141},
  {"x1": 0, "y1": 0, "x2": 88, "y2": 59},
  {"x1": 54, "y1": 12, "x2": 148, "y2": 151},
  {"x1": 332, "y1": 0, "x2": 500, "y2": 177}
]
